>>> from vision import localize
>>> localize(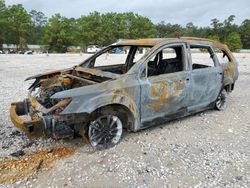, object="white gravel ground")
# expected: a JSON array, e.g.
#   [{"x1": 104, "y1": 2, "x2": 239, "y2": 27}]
[{"x1": 0, "y1": 53, "x2": 250, "y2": 187}]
